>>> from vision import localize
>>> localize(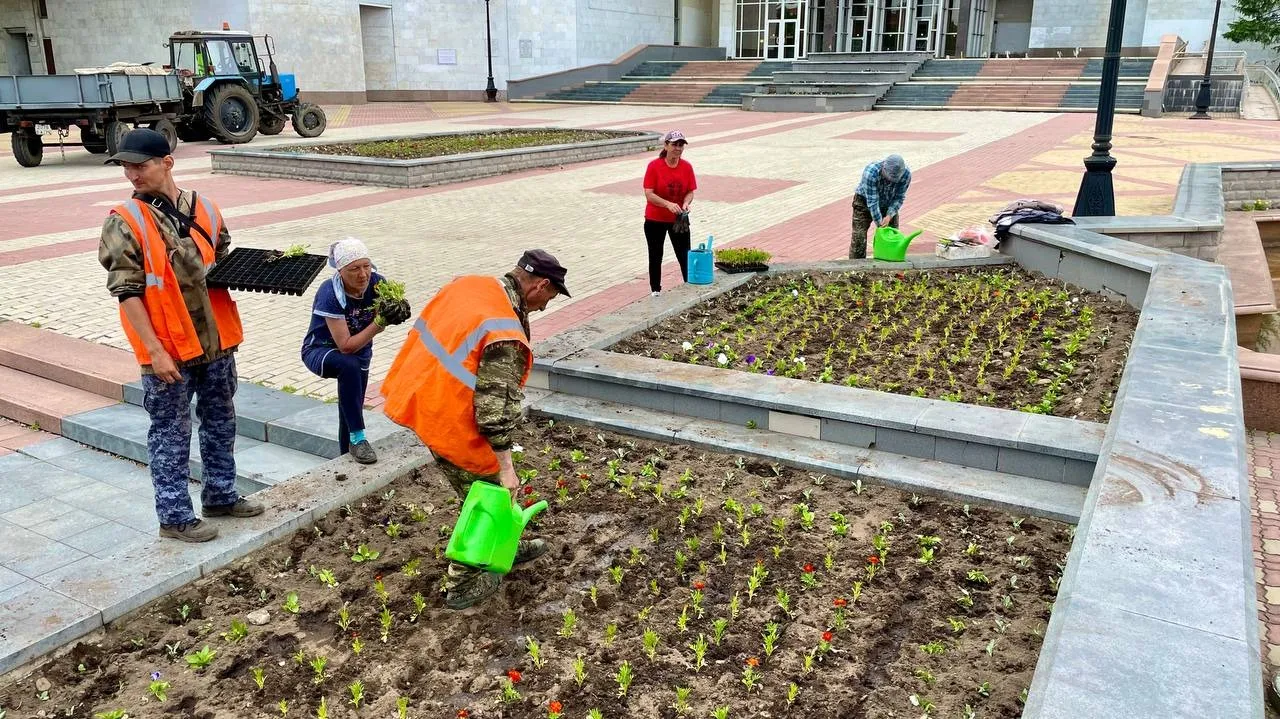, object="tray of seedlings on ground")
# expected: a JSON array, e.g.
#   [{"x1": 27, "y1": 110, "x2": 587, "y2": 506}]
[
  {"x1": 0, "y1": 420, "x2": 1072, "y2": 719},
  {"x1": 206, "y1": 244, "x2": 328, "y2": 295},
  {"x1": 611, "y1": 267, "x2": 1137, "y2": 422},
  {"x1": 713, "y1": 248, "x2": 772, "y2": 274}
]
